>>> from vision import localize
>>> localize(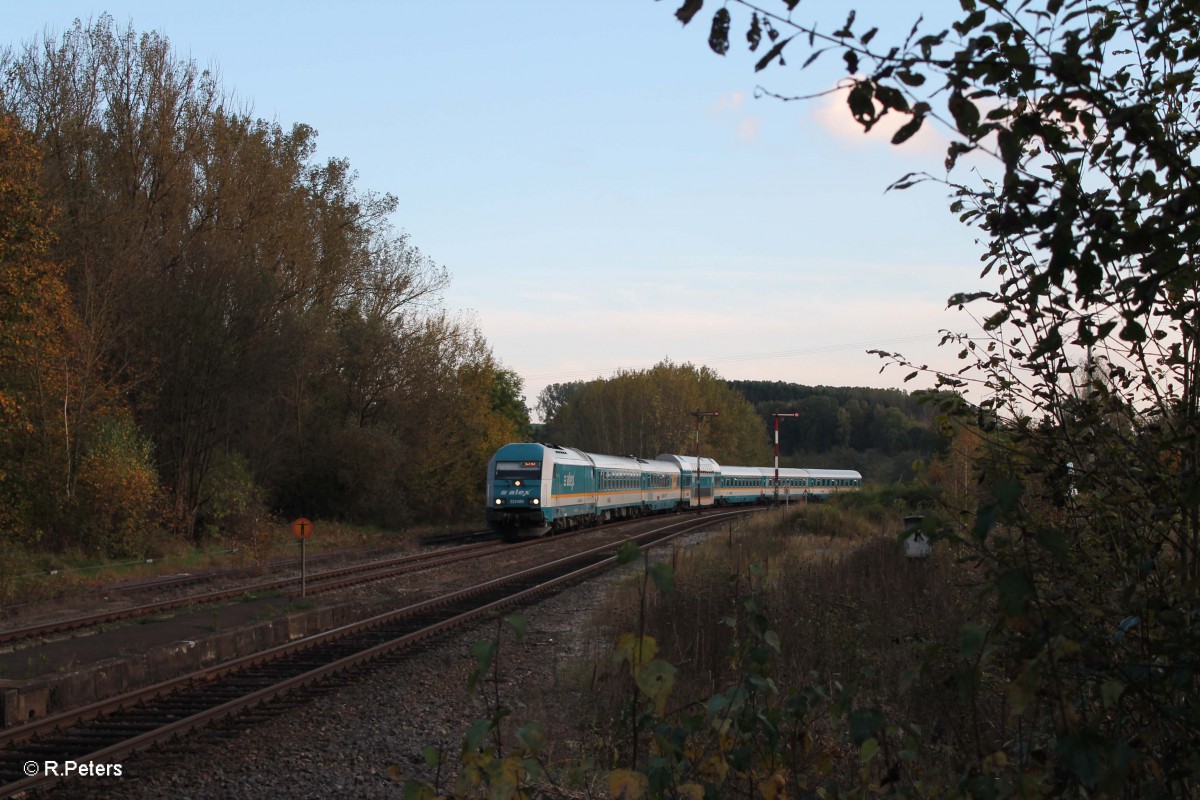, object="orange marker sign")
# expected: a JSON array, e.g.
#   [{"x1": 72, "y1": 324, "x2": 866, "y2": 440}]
[{"x1": 291, "y1": 517, "x2": 313, "y2": 540}]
